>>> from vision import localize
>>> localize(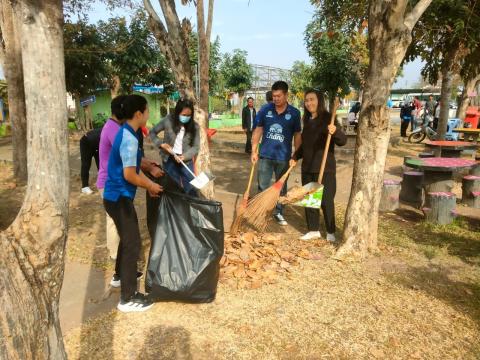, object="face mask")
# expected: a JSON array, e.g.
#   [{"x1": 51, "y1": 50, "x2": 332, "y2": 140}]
[{"x1": 179, "y1": 115, "x2": 191, "y2": 124}]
